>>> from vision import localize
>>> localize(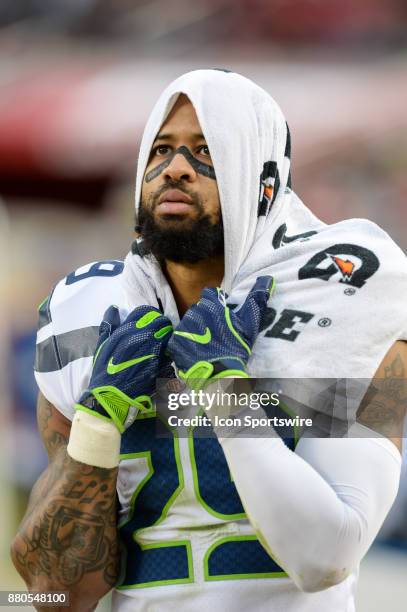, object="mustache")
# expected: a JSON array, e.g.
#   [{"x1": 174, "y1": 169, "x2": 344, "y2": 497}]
[{"x1": 150, "y1": 181, "x2": 203, "y2": 210}]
